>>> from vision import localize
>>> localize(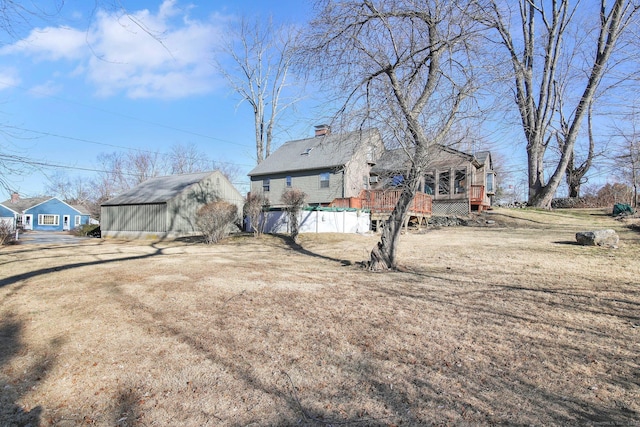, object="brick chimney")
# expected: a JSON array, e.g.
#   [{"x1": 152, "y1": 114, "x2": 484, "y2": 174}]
[
  {"x1": 10, "y1": 192, "x2": 19, "y2": 204},
  {"x1": 314, "y1": 124, "x2": 331, "y2": 137}
]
